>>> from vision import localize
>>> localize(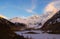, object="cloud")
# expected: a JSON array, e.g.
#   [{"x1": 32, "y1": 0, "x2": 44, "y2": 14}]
[
  {"x1": 43, "y1": 0, "x2": 60, "y2": 20},
  {"x1": 53, "y1": 1, "x2": 60, "y2": 10},
  {"x1": 44, "y1": 1, "x2": 58, "y2": 13},
  {"x1": 25, "y1": 9, "x2": 36, "y2": 14},
  {"x1": 44, "y1": 0, "x2": 60, "y2": 13},
  {"x1": 25, "y1": 8, "x2": 33, "y2": 14},
  {"x1": 31, "y1": 0, "x2": 37, "y2": 9},
  {"x1": 25, "y1": 0, "x2": 37, "y2": 14}
]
